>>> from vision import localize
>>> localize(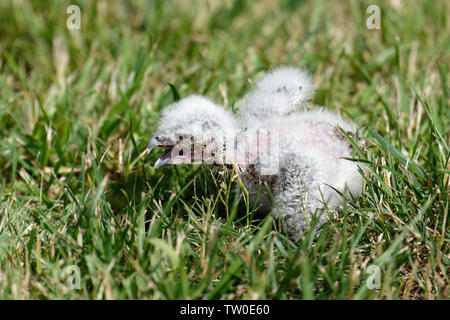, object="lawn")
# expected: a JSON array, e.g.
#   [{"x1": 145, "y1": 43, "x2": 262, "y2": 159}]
[{"x1": 0, "y1": 0, "x2": 448, "y2": 299}]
